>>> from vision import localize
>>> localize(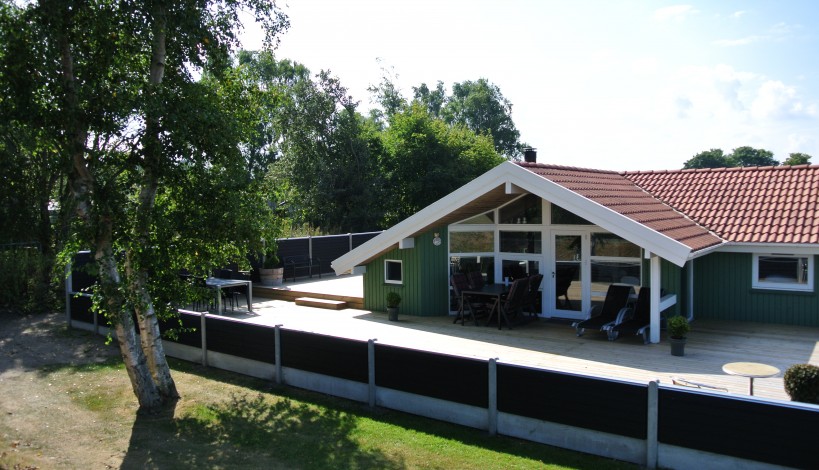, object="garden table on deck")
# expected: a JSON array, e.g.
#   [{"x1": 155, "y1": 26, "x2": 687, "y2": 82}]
[
  {"x1": 206, "y1": 277, "x2": 253, "y2": 313},
  {"x1": 462, "y1": 284, "x2": 510, "y2": 329},
  {"x1": 722, "y1": 362, "x2": 780, "y2": 396}
]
